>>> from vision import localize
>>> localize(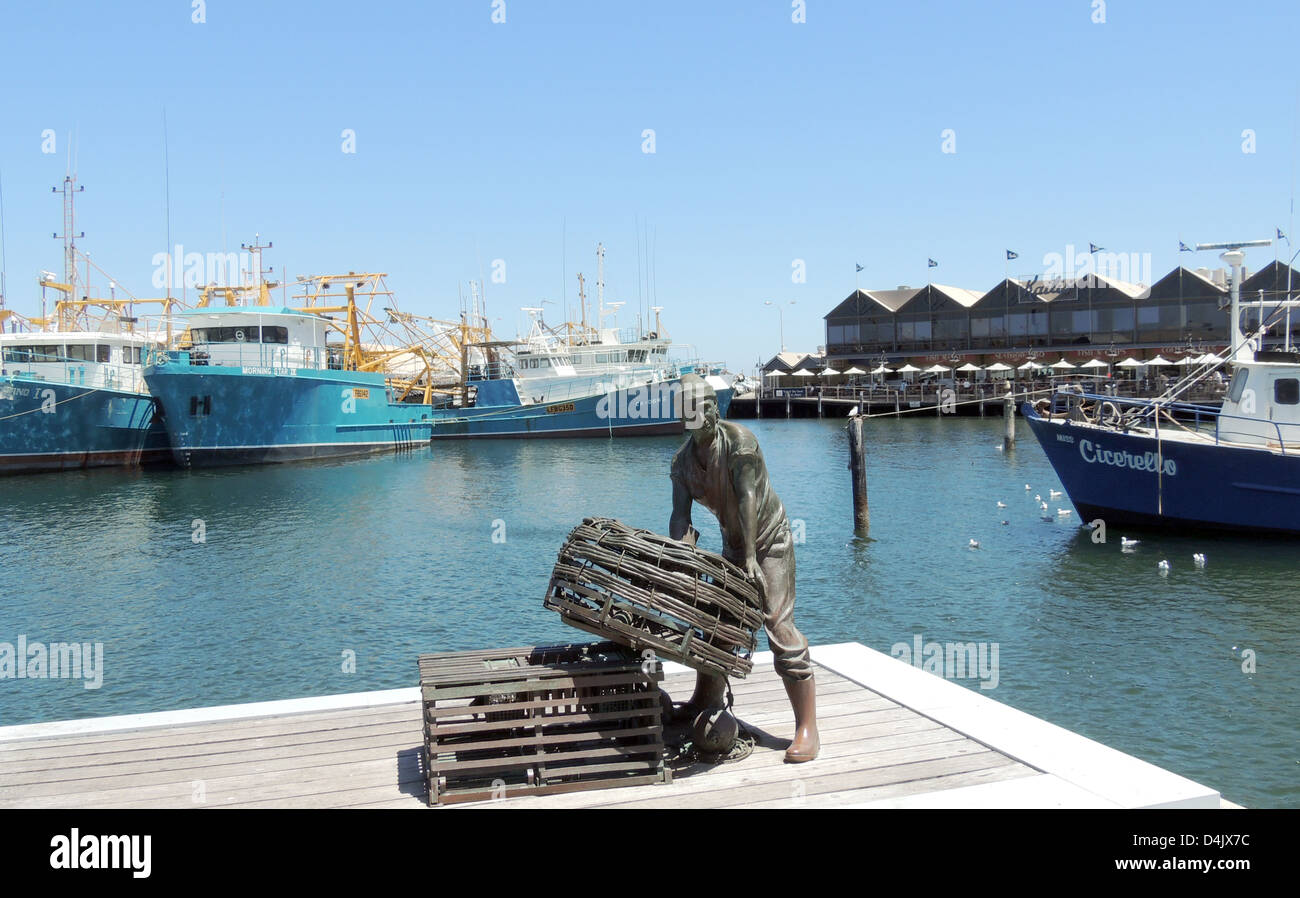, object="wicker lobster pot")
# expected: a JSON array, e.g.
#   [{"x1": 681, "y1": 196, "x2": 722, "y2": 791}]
[{"x1": 545, "y1": 517, "x2": 764, "y2": 679}]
